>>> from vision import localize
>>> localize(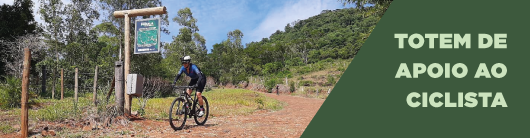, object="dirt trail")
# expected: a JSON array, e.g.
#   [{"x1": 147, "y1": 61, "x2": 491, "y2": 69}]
[{"x1": 134, "y1": 92, "x2": 325, "y2": 138}]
